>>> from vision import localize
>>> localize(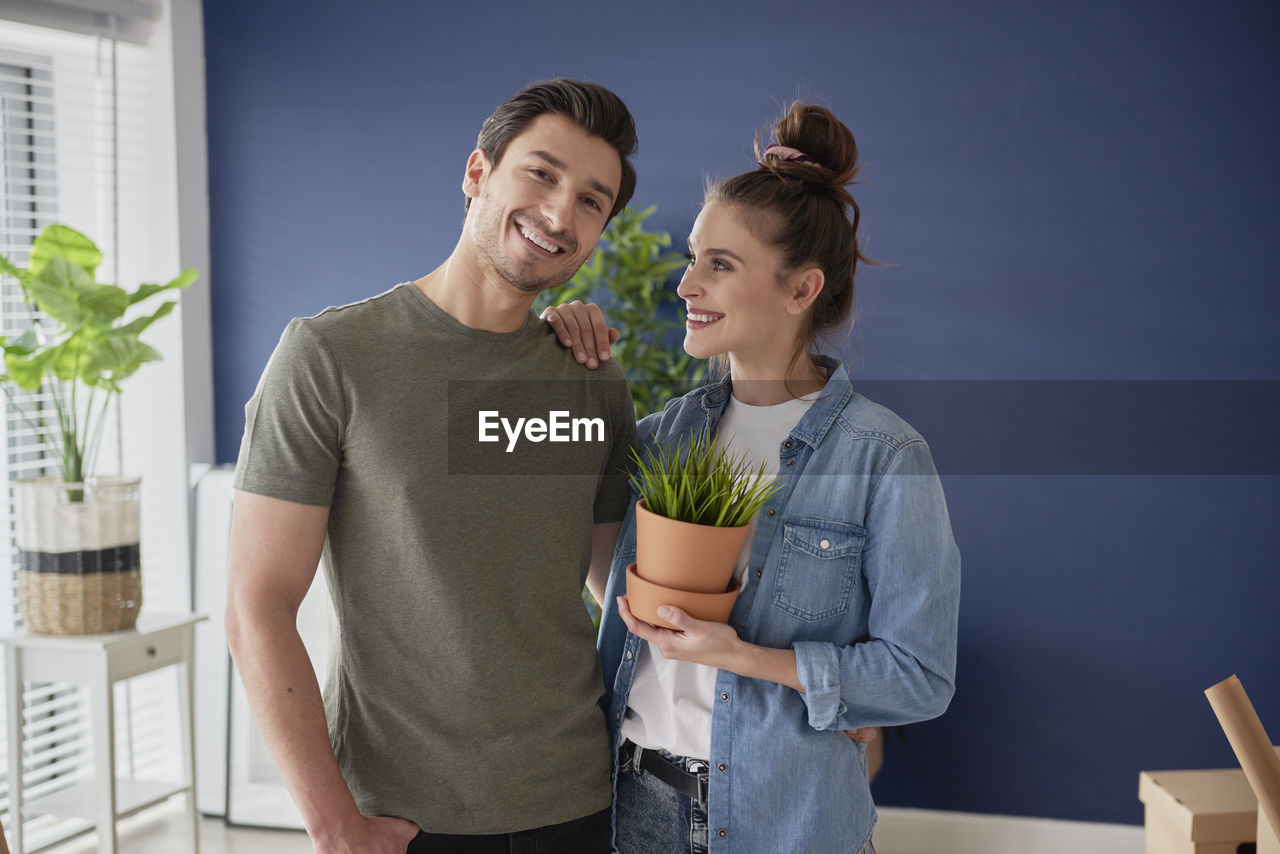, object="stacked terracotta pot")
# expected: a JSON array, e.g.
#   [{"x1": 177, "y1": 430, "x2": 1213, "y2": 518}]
[{"x1": 624, "y1": 500, "x2": 751, "y2": 630}]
